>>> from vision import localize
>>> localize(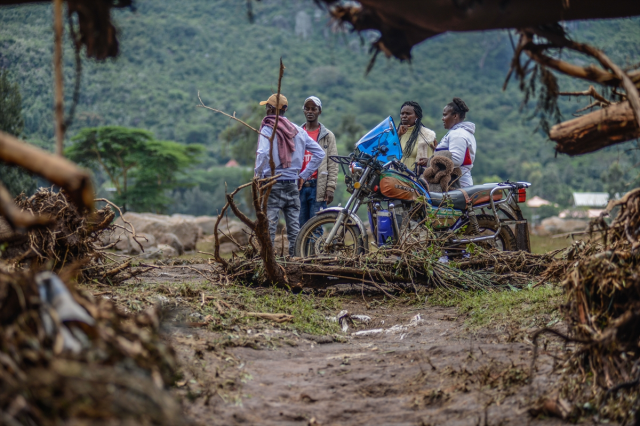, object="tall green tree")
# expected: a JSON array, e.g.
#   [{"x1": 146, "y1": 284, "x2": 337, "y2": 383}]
[
  {"x1": 66, "y1": 126, "x2": 204, "y2": 212},
  {"x1": 0, "y1": 69, "x2": 37, "y2": 196}
]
